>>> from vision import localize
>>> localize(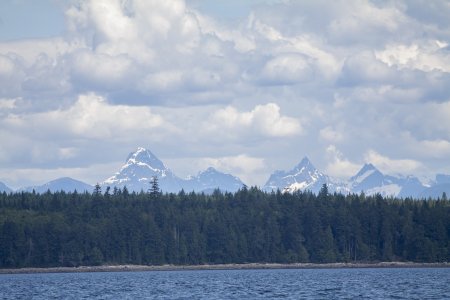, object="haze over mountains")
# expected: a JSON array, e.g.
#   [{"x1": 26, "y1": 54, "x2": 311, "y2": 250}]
[{"x1": 1, "y1": 147, "x2": 449, "y2": 199}]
